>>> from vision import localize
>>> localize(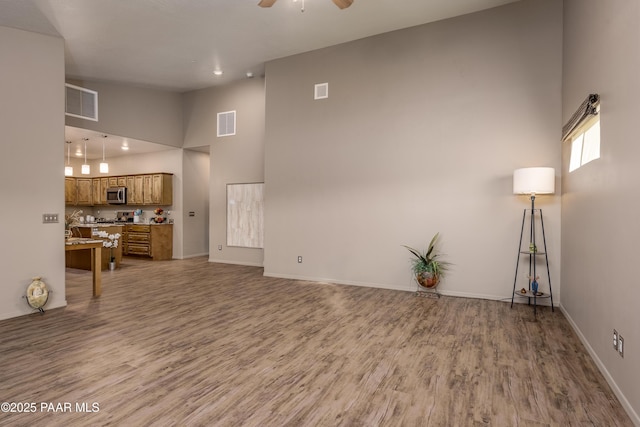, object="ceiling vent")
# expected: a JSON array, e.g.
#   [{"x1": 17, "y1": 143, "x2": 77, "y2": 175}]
[
  {"x1": 314, "y1": 83, "x2": 328, "y2": 100},
  {"x1": 65, "y1": 83, "x2": 98, "y2": 121},
  {"x1": 217, "y1": 110, "x2": 236, "y2": 137}
]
